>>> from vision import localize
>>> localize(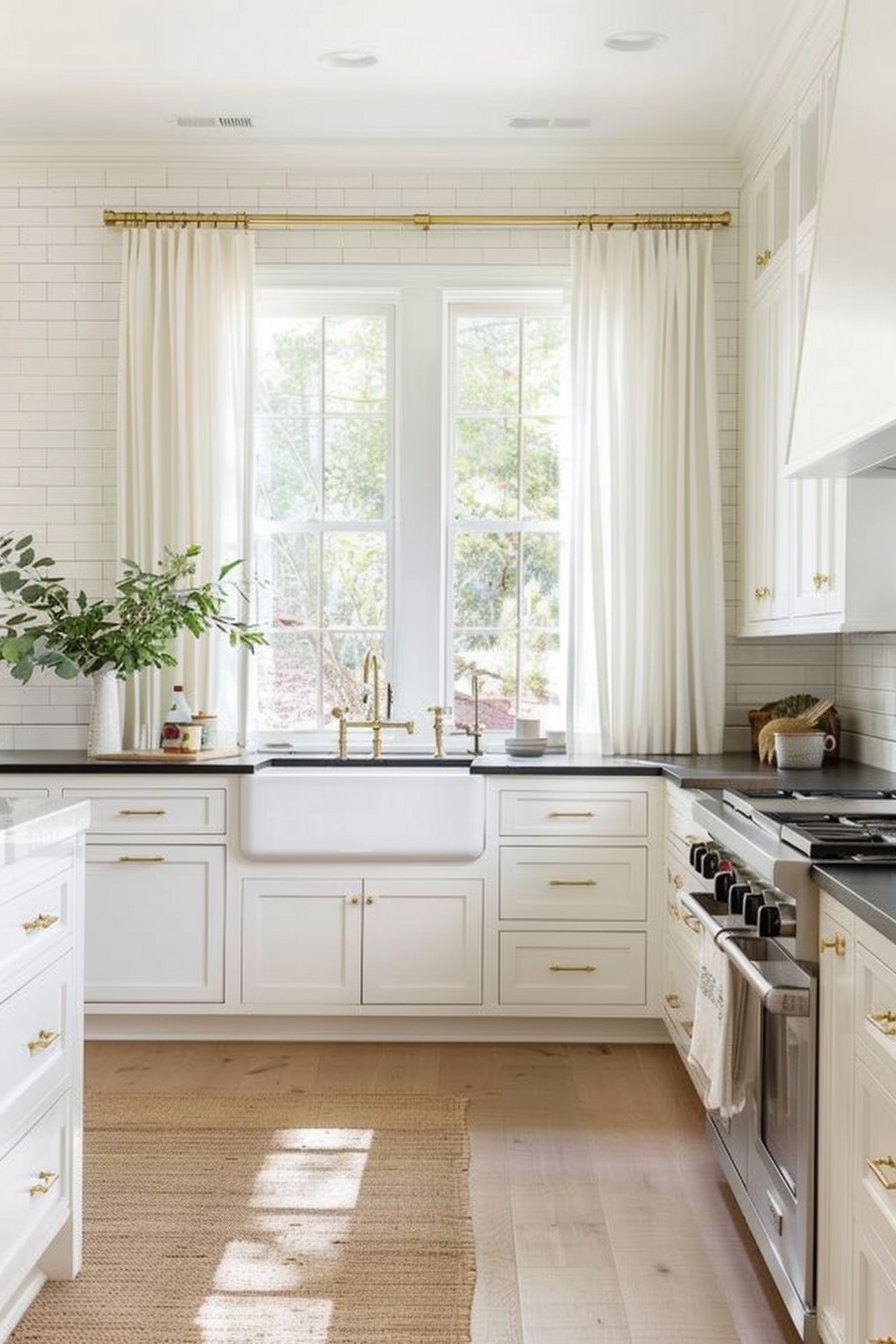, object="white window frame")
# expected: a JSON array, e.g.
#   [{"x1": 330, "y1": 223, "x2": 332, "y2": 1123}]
[{"x1": 246, "y1": 265, "x2": 568, "y2": 753}]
